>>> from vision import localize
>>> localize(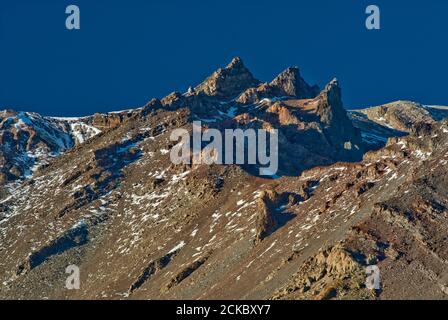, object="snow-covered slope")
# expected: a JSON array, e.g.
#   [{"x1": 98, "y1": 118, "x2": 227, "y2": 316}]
[
  {"x1": 49, "y1": 117, "x2": 102, "y2": 144},
  {"x1": 0, "y1": 110, "x2": 101, "y2": 184}
]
